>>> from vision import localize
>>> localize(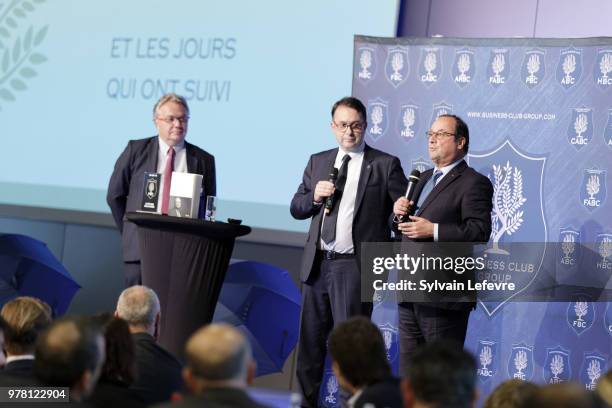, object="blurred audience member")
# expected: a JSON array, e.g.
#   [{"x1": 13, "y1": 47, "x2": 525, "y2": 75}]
[
  {"x1": 597, "y1": 370, "x2": 612, "y2": 407},
  {"x1": 0, "y1": 315, "x2": 8, "y2": 368},
  {"x1": 115, "y1": 285, "x2": 183, "y2": 404},
  {"x1": 524, "y1": 382, "x2": 605, "y2": 408},
  {"x1": 401, "y1": 341, "x2": 477, "y2": 408},
  {"x1": 483, "y1": 379, "x2": 538, "y2": 408},
  {"x1": 329, "y1": 317, "x2": 402, "y2": 408},
  {"x1": 155, "y1": 323, "x2": 268, "y2": 408}
]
